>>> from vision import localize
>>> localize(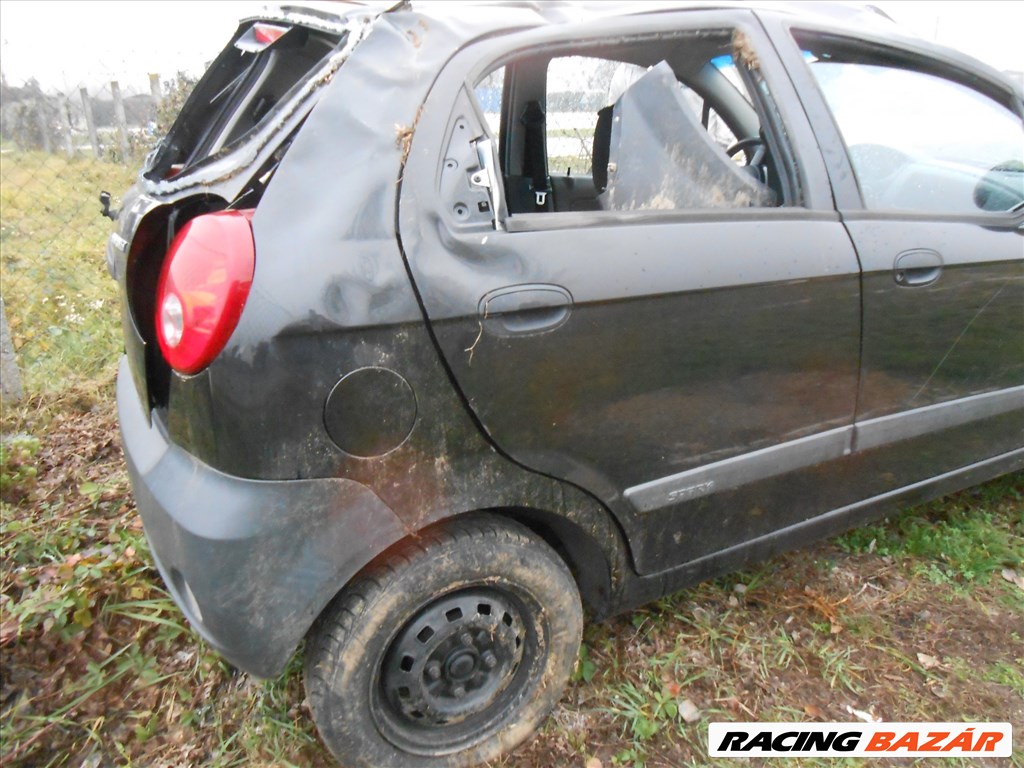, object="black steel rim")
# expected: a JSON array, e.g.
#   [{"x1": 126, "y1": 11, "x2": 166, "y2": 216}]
[{"x1": 374, "y1": 587, "x2": 532, "y2": 753}]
